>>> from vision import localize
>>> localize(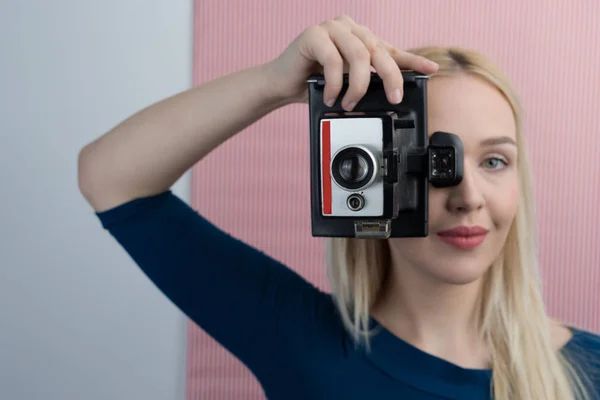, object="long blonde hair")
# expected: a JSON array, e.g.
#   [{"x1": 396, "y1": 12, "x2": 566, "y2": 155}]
[{"x1": 325, "y1": 46, "x2": 592, "y2": 400}]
